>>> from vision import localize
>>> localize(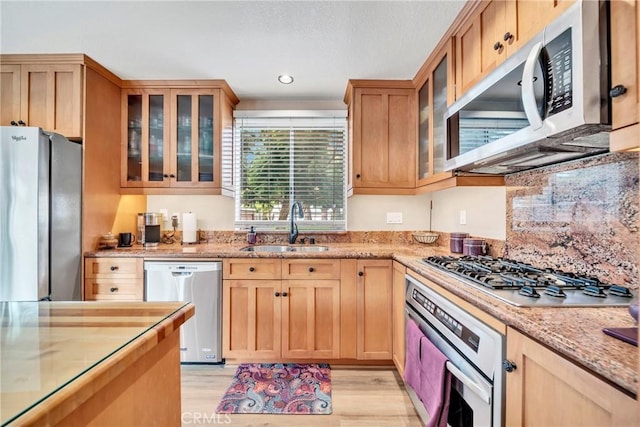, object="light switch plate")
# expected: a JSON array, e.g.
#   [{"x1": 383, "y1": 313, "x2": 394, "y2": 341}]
[
  {"x1": 459, "y1": 210, "x2": 467, "y2": 225},
  {"x1": 386, "y1": 212, "x2": 403, "y2": 224}
]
